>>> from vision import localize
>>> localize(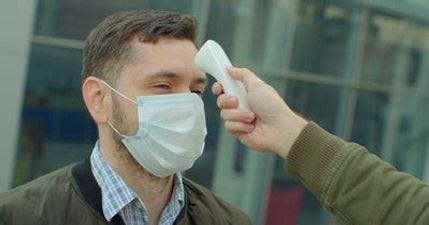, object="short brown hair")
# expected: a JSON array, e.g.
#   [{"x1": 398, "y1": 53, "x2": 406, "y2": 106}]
[{"x1": 82, "y1": 10, "x2": 197, "y2": 83}]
